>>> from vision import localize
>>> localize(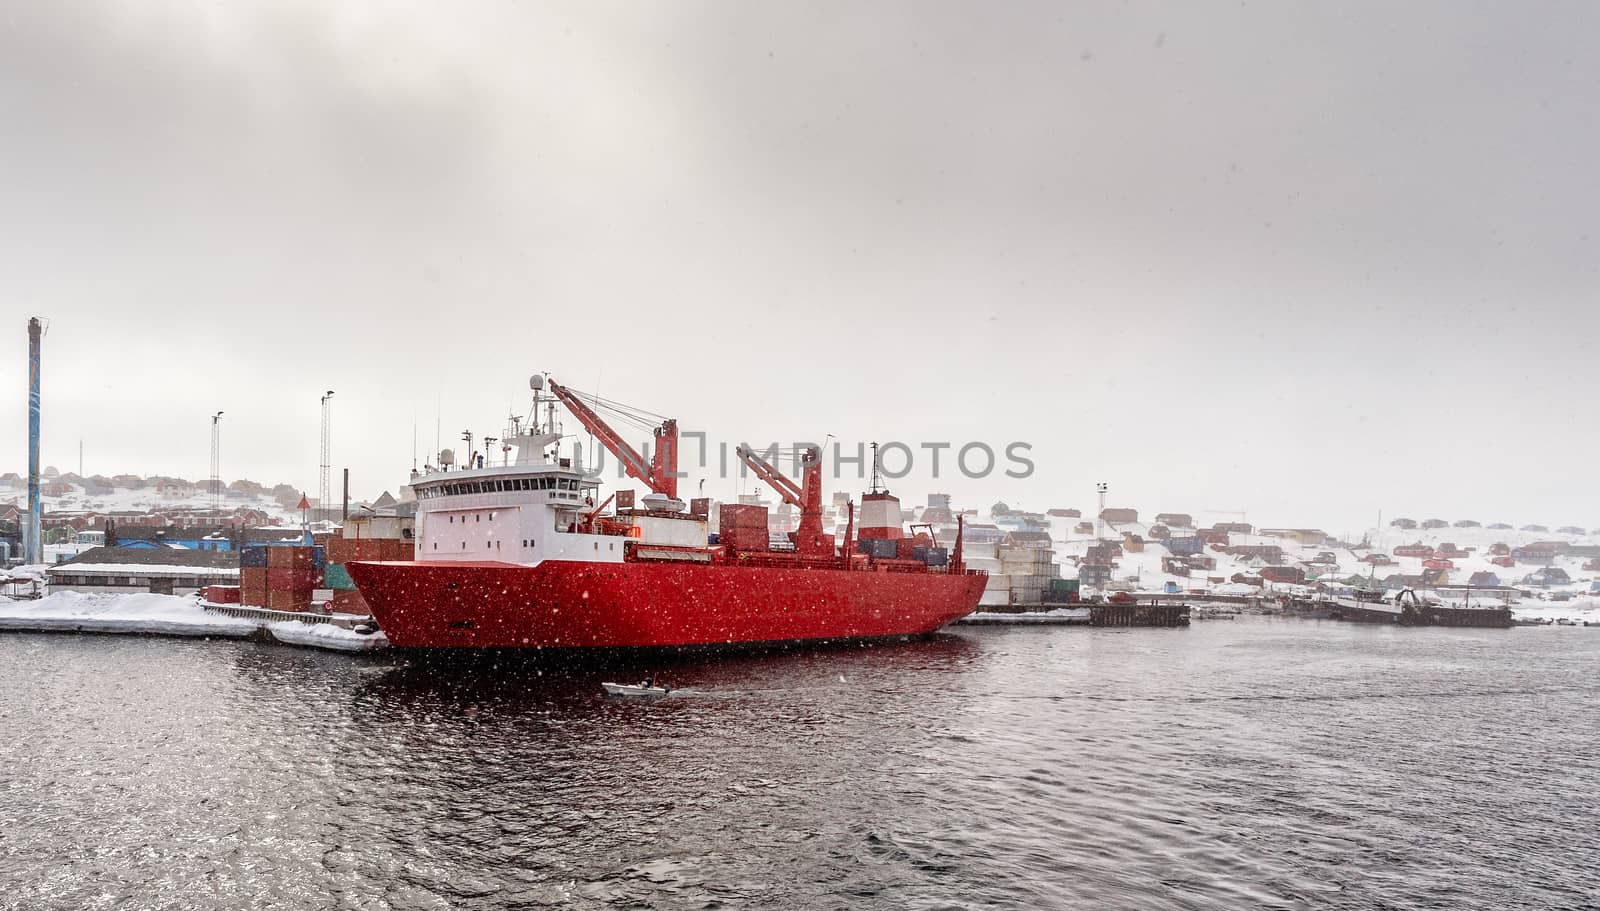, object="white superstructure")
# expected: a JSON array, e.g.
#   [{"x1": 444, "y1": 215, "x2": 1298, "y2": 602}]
[{"x1": 409, "y1": 380, "x2": 706, "y2": 566}]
